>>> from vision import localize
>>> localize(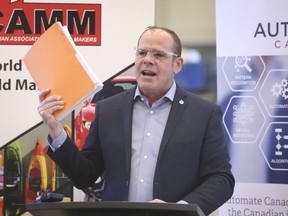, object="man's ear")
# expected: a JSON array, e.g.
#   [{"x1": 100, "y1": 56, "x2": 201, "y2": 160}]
[{"x1": 174, "y1": 57, "x2": 184, "y2": 75}]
